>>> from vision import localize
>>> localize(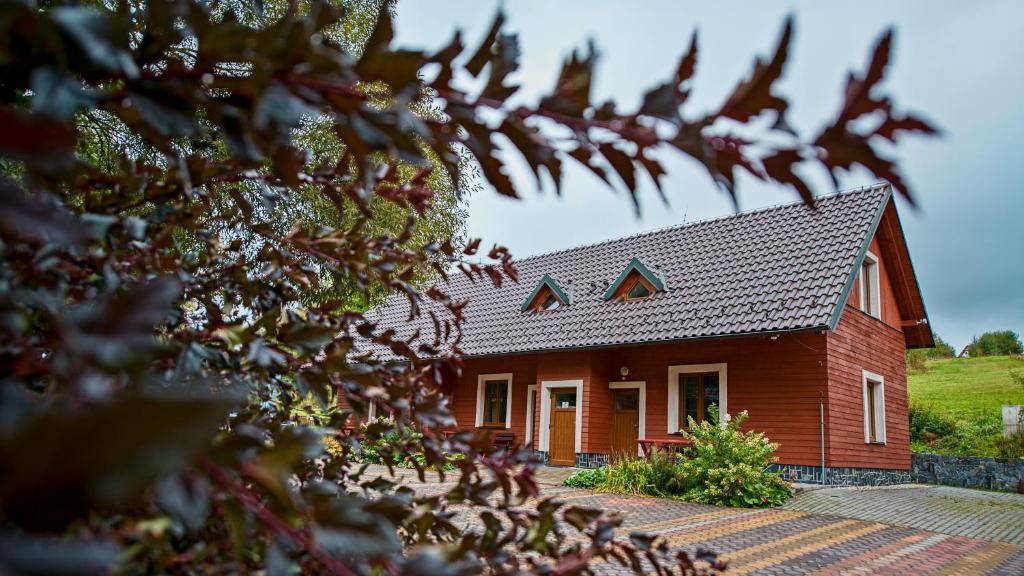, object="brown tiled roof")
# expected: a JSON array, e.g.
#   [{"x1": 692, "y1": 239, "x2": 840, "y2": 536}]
[{"x1": 368, "y1": 184, "x2": 893, "y2": 357}]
